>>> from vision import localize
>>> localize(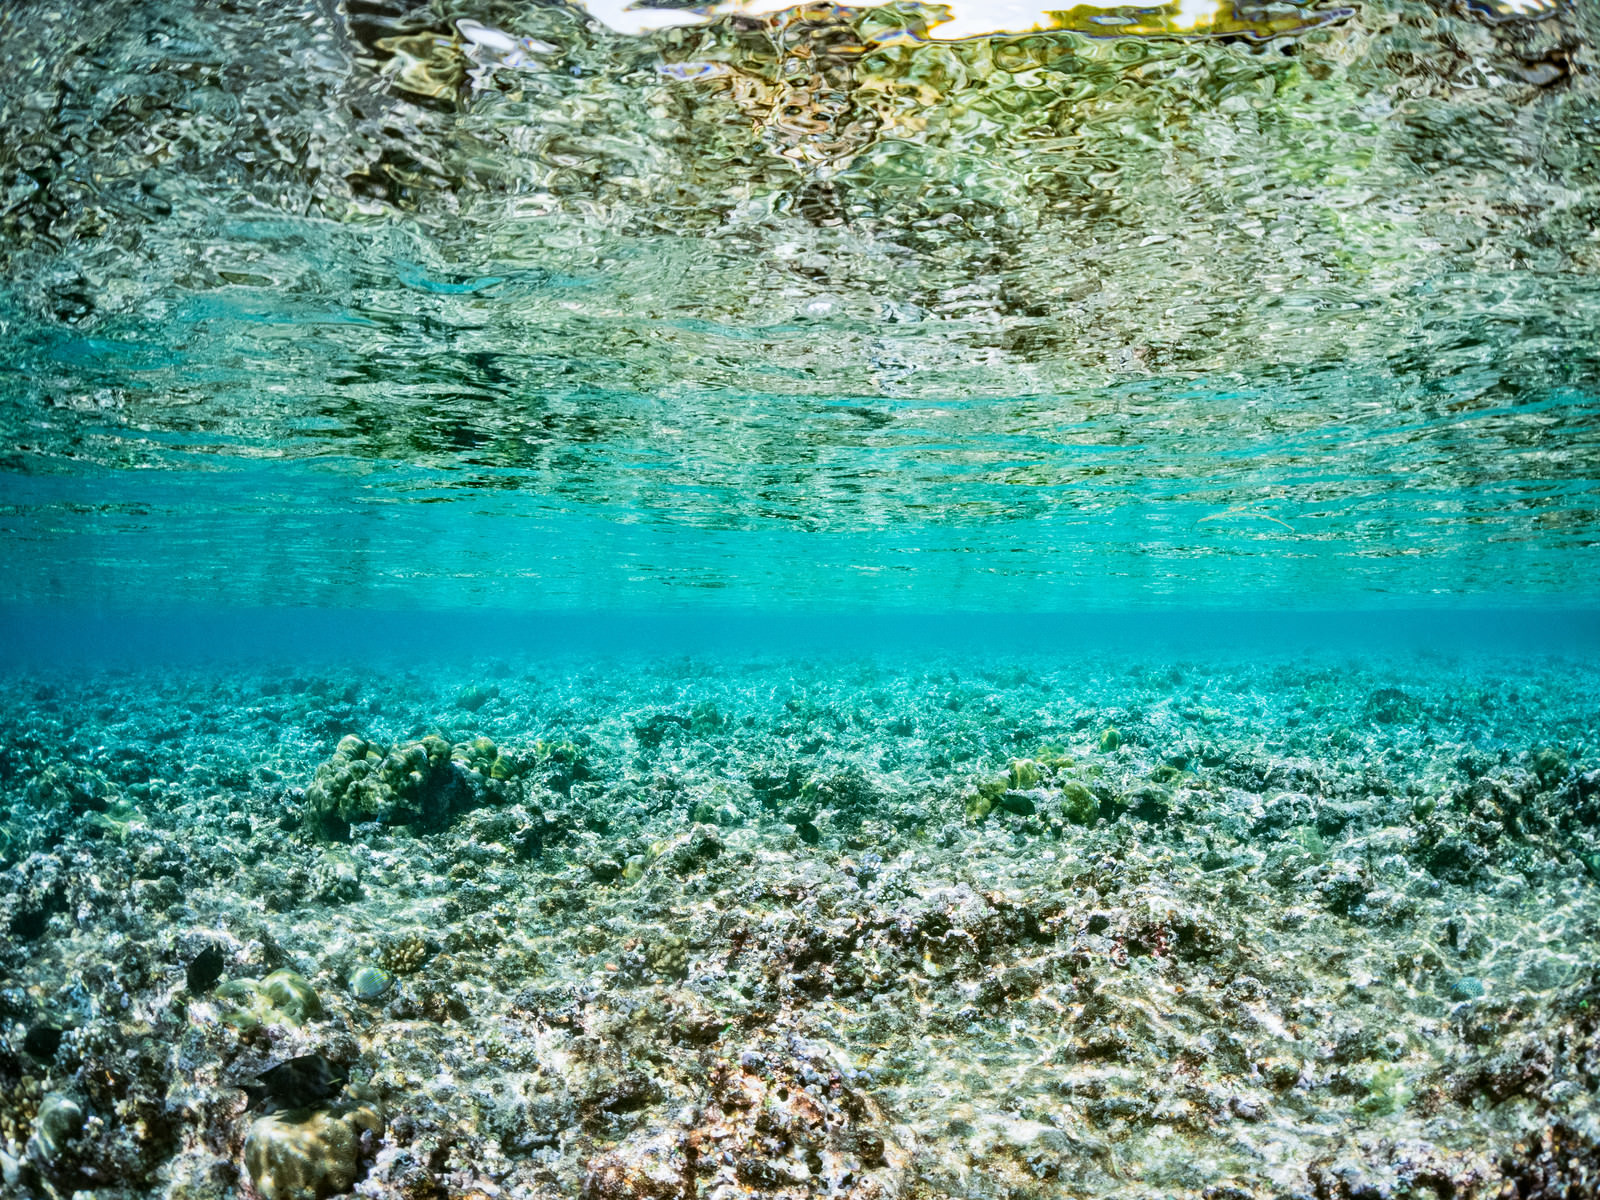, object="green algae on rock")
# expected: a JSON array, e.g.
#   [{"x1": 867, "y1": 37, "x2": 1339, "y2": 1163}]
[
  {"x1": 1007, "y1": 758, "x2": 1042, "y2": 790},
  {"x1": 304, "y1": 734, "x2": 525, "y2": 839},
  {"x1": 261, "y1": 971, "x2": 323, "y2": 1024},
  {"x1": 214, "y1": 970, "x2": 322, "y2": 1031},
  {"x1": 1058, "y1": 780, "x2": 1100, "y2": 825},
  {"x1": 454, "y1": 683, "x2": 499, "y2": 712}
]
